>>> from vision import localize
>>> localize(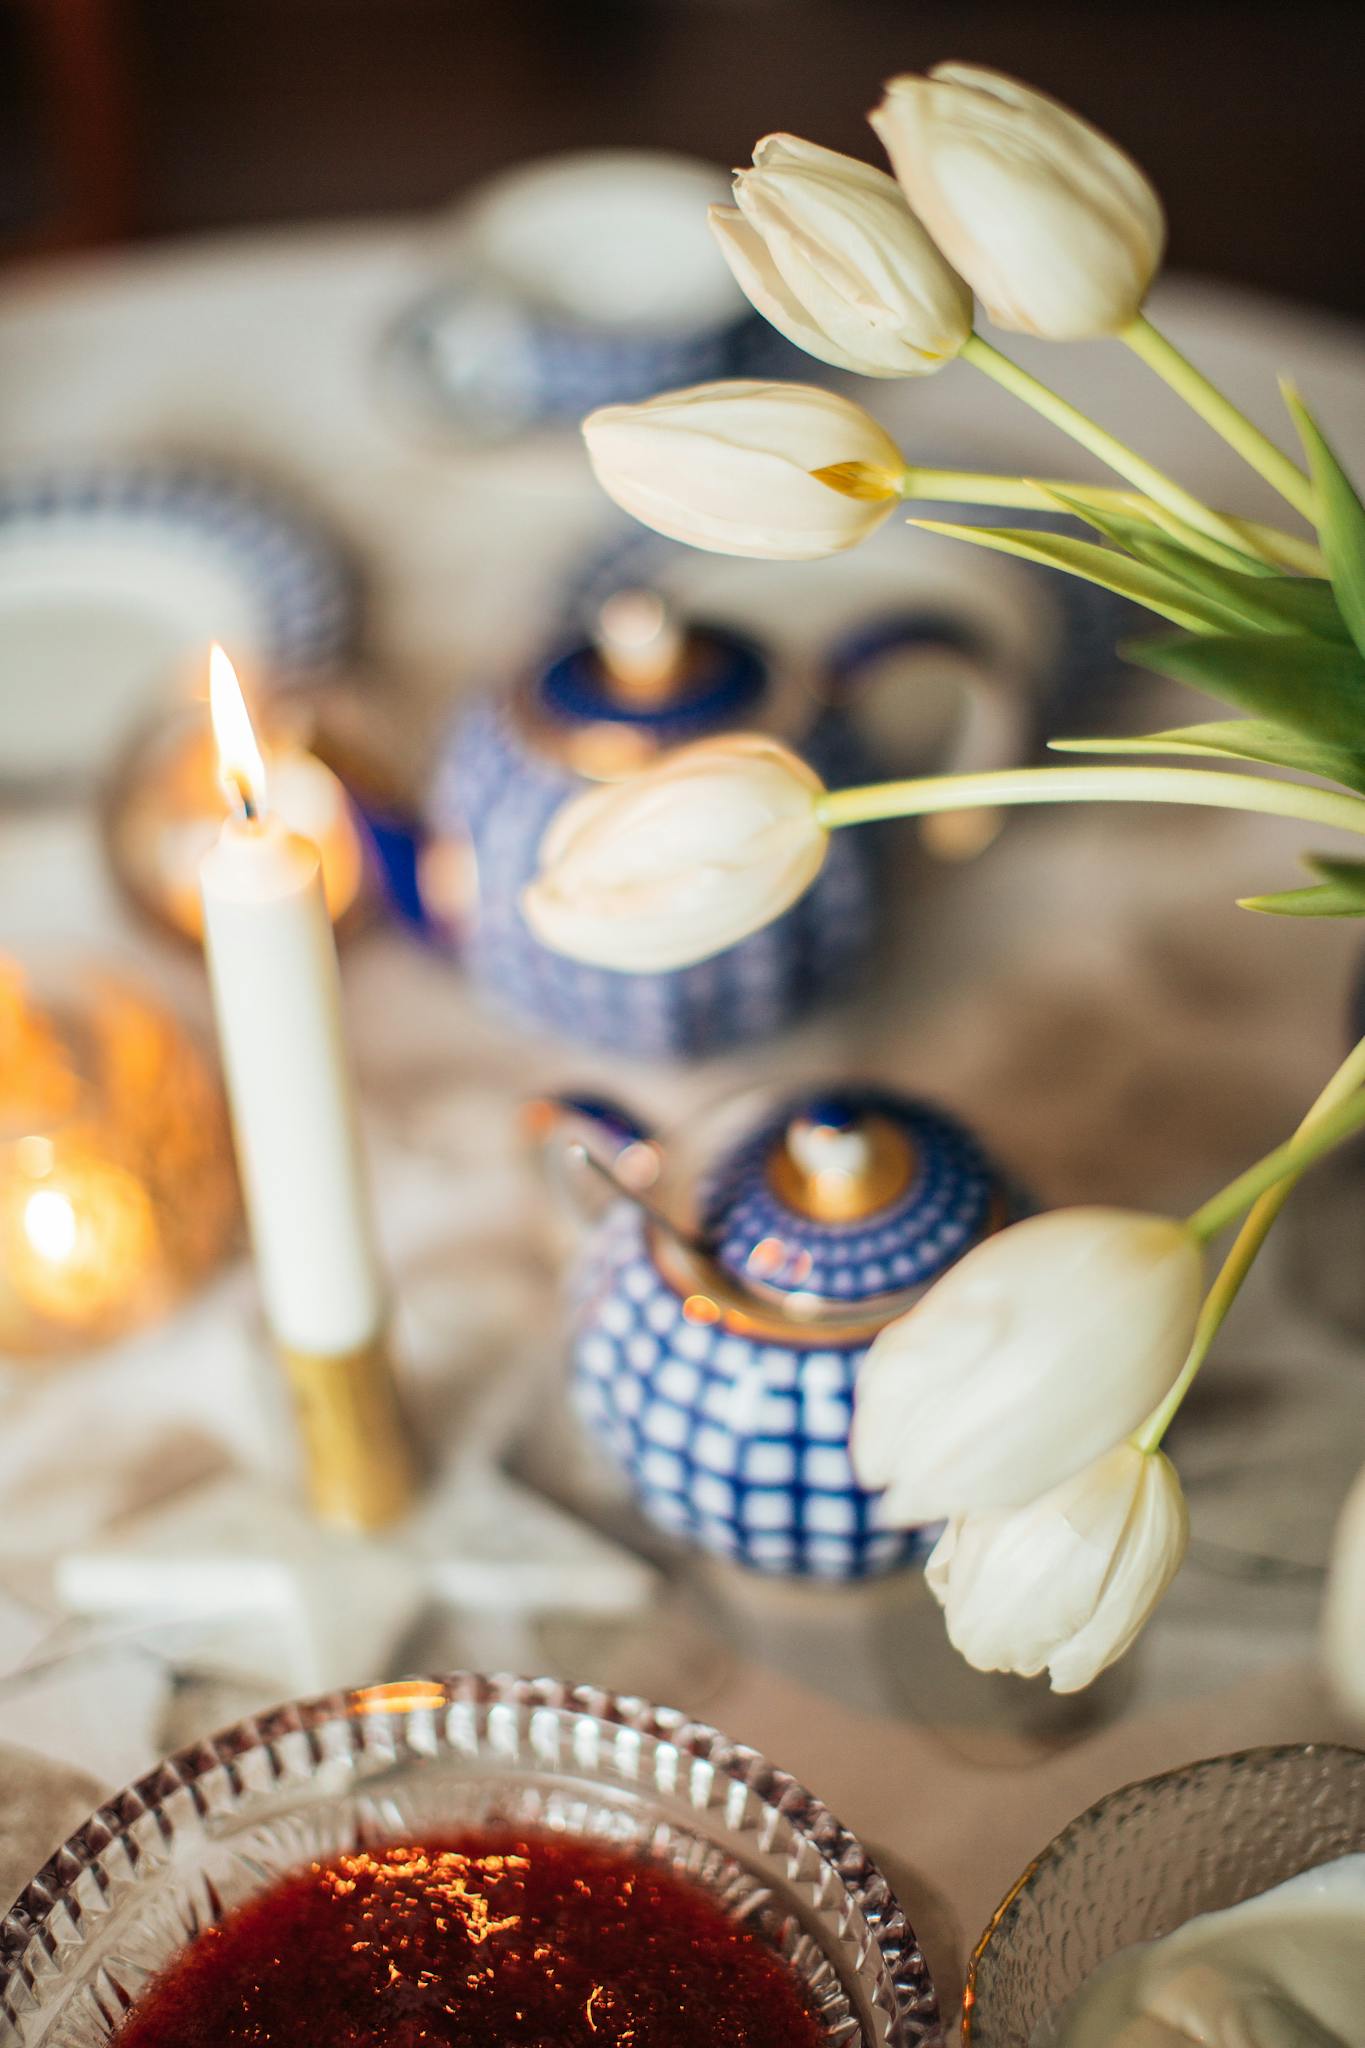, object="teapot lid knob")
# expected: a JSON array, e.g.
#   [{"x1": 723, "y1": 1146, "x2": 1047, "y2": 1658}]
[{"x1": 768, "y1": 1097, "x2": 917, "y2": 1223}]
